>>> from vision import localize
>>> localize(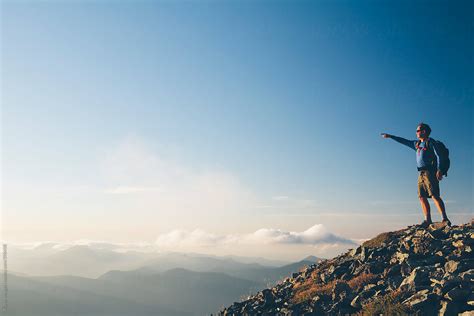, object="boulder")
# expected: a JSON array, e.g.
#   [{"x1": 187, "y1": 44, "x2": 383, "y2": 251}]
[
  {"x1": 350, "y1": 295, "x2": 361, "y2": 308},
  {"x1": 403, "y1": 290, "x2": 438, "y2": 314},
  {"x1": 459, "y1": 269, "x2": 474, "y2": 282},
  {"x1": 400, "y1": 267, "x2": 430, "y2": 290},
  {"x1": 445, "y1": 260, "x2": 460, "y2": 274},
  {"x1": 444, "y1": 286, "x2": 471, "y2": 302},
  {"x1": 331, "y1": 280, "x2": 351, "y2": 302},
  {"x1": 439, "y1": 300, "x2": 460, "y2": 316}
]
